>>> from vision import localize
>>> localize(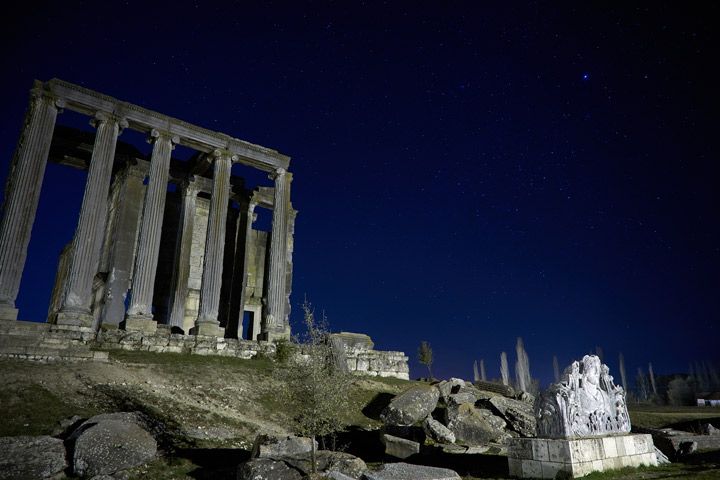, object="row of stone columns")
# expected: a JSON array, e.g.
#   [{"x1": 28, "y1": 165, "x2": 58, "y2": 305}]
[{"x1": 0, "y1": 87, "x2": 292, "y2": 339}]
